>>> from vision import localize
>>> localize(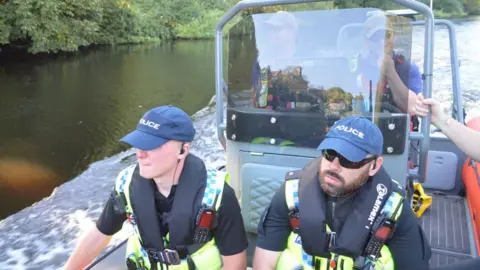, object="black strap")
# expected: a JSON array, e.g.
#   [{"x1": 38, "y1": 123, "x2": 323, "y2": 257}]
[
  {"x1": 298, "y1": 158, "x2": 330, "y2": 257},
  {"x1": 331, "y1": 167, "x2": 393, "y2": 257},
  {"x1": 129, "y1": 167, "x2": 166, "y2": 251},
  {"x1": 167, "y1": 155, "x2": 207, "y2": 249}
]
